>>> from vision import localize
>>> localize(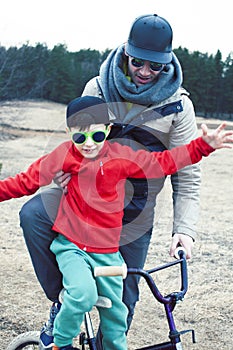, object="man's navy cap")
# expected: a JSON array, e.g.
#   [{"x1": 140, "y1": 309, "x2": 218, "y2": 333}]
[
  {"x1": 125, "y1": 14, "x2": 173, "y2": 64},
  {"x1": 66, "y1": 96, "x2": 110, "y2": 126}
]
